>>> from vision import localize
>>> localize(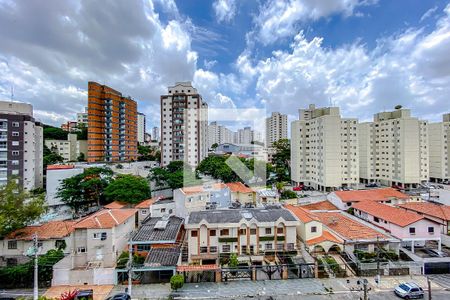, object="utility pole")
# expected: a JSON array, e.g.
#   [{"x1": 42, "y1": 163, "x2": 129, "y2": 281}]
[
  {"x1": 427, "y1": 276, "x2": 432, "y2": 300},
  {"x1": 376, "y1": 235, "x2": 381, "y2": 286},
  {"x1": 363, "y1": 279, "x2": 368, "y2": 300},
  {"x1": 33, "y1": 233, "x2": 38, "y2": 300},
  {"x1": 127, "y1": 239, "x2": 133, "y2": 298}
]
